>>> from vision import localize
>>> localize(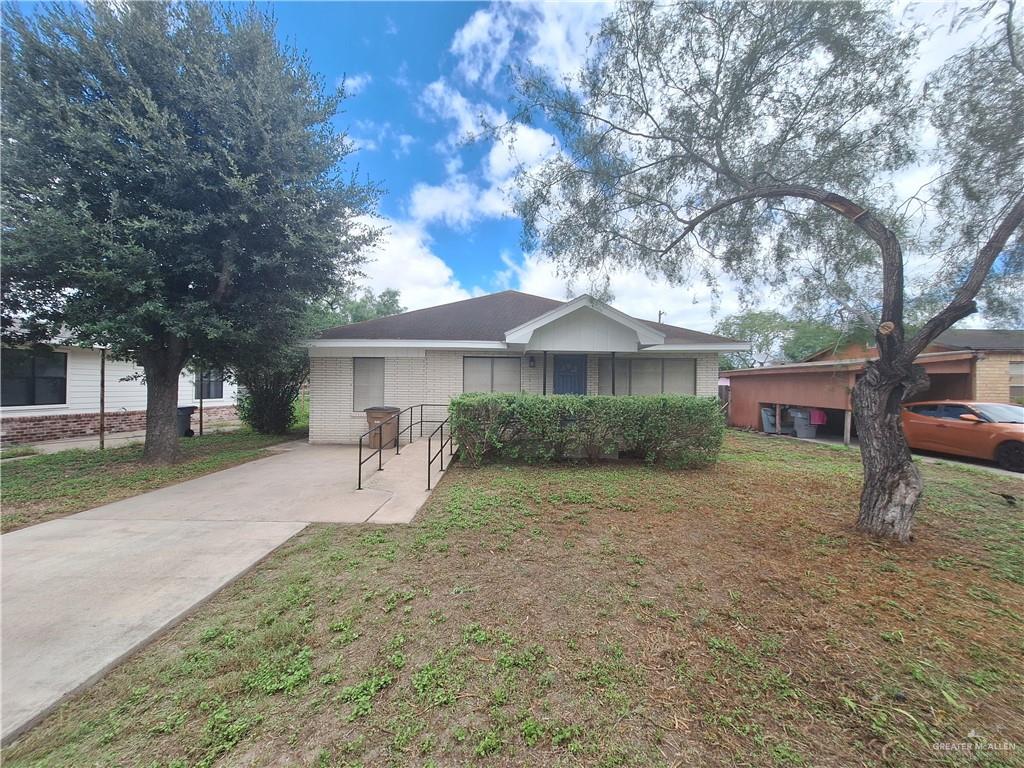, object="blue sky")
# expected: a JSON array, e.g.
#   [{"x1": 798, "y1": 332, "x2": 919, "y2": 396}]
[{"x1": 267, "y1": 2, "x2": 679, "y2": 320}]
